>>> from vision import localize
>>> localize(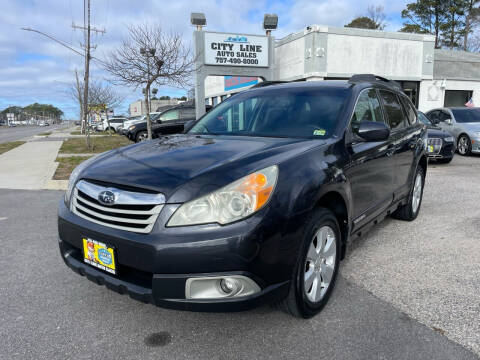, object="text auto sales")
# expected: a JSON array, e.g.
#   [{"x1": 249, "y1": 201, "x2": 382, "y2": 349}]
[{"x1": 211, "y1": 43, "x2": 261, "y2": 65}]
